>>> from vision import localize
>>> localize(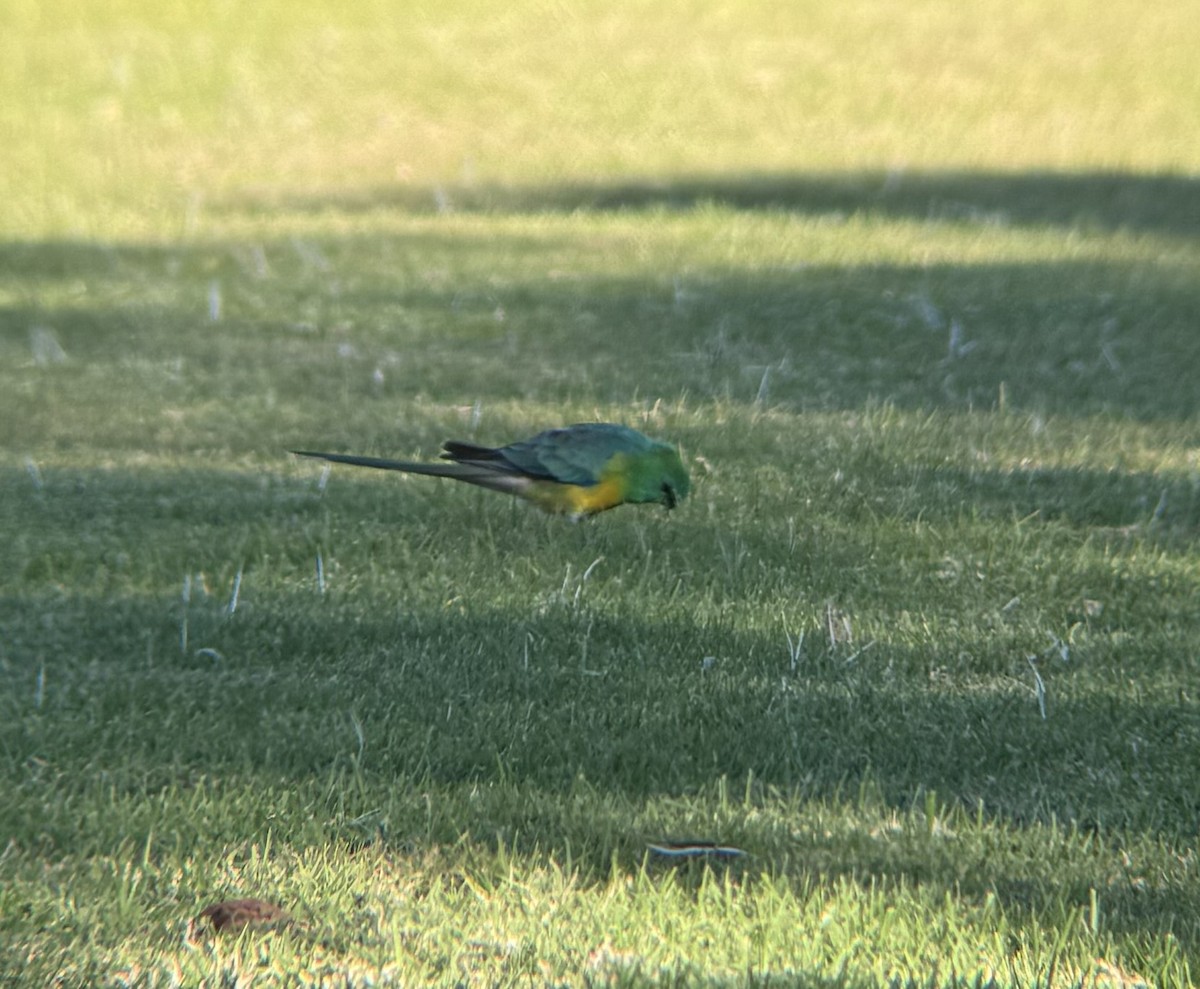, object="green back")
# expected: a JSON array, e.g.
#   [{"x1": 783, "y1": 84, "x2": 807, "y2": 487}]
[{"x1": 499, "y1": 423, "x2": 664, "y2": 485}]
